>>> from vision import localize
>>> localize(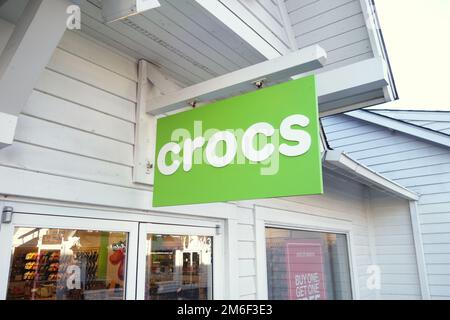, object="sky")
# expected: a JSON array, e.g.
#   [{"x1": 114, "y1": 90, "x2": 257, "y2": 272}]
[{"x1": 370, "y1": 0, "x2": 450, "y2": 111}]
